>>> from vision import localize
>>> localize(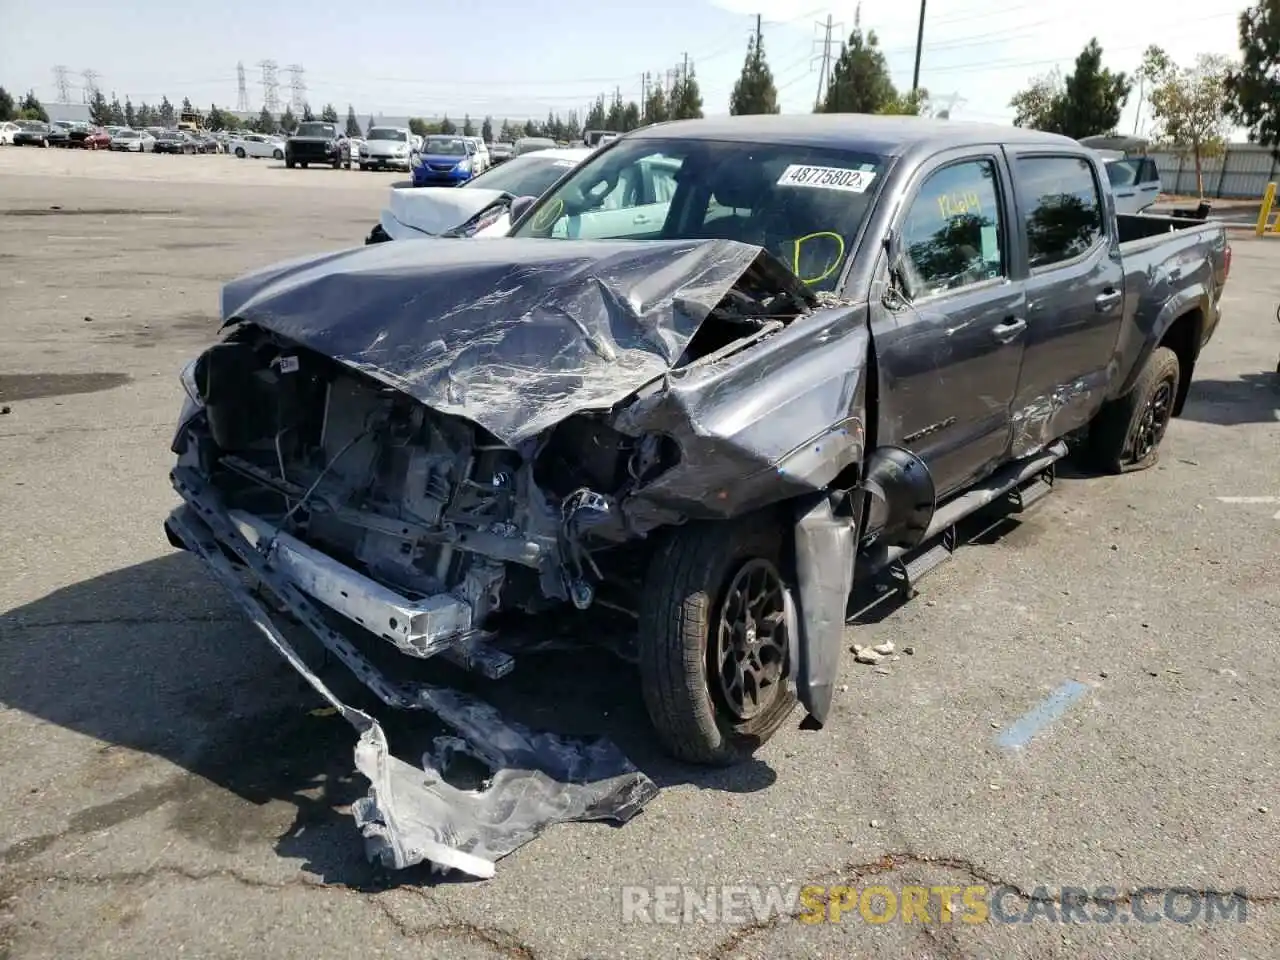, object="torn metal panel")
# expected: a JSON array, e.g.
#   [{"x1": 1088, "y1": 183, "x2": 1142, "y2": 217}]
[
  {"x1": 165, "y1": 496, "x2": 658, "y2": 879},
  {"x1": 613, "y1": 303, "x2": 870, "y2": 527},
  {"x1": 219, "y1": 236, "x2": 805, "y2": 447}
]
